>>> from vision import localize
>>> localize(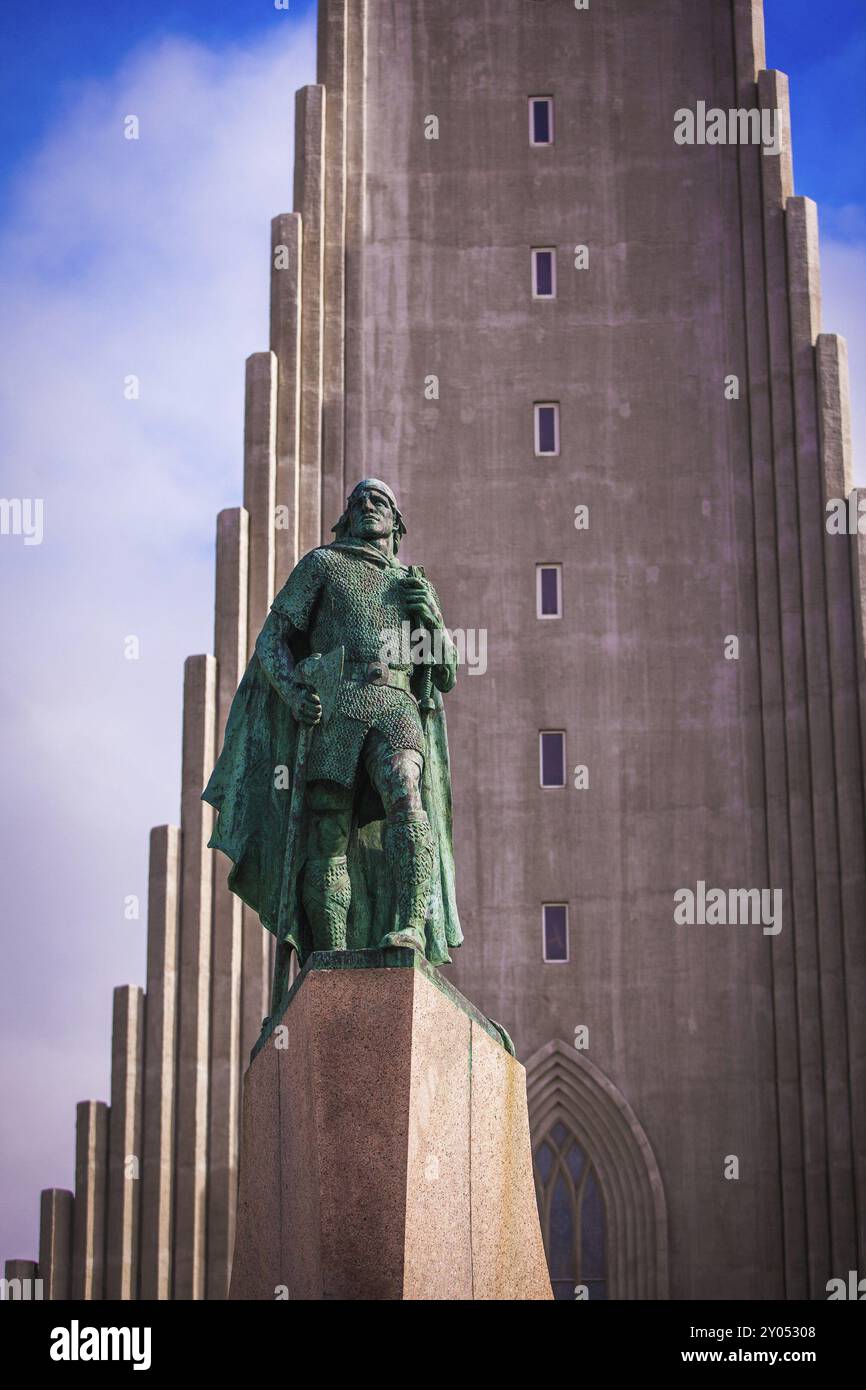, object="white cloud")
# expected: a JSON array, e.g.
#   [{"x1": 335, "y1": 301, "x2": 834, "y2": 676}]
[{"x1": 0, "y1": 21, "x2": 315, "y2": 1265}]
